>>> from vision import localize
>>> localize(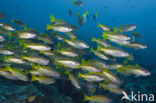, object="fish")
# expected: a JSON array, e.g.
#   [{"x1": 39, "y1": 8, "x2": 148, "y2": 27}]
[
  {"x1": 0, "y1": 12, "x2": 7, "y2": 19},
  {"x1": 0, "y1": 68, "x2": 18, "y2": 80},
  {"x1": 92, "y1": 37, "x2": 110, "y2": 47},
  {"x1": 115, "y1": 24, "x2": 136, "y2": 32},
  {"x1": 0, "y1": 23, "x2": 15, "y2": 31},
  {"x1": 4, "y1": 56, "x2": 26, "y2": 64},
  {"x1": 72, "y1": 0, "x2": 83, "y2": 6},
  {"x1": 97, "y1": 23, "x2": 112, "y2": 32},
  {"x1": 118, "y1": 65, "x2": 151, "y2": 76},
  {"x1": 11, "y1": 30, "x2": 37, "y2": 39},
  {"x1": 32, "y1": 65, "x2": 60, "y2": 78},
  {"x1": 0, "y1": 35, "x2": 5, "y2": 41},
  {"x1": 75, "y1": 63, "x2": 101, "y2": 72},
  {"x1": 0, "y1": 23, "x2": 3, "y2": 26},
  {"x1": 50, "y1": 14, "x2": 55, "y2": 23},
  {"x1": 82, "y1": 10, "x2": 89, "y2": 23},
  {"x1": 65, "y1": 32, "x2": 77, "y2": 39},
  {"x1": 21, "y1": 55, "x2": 49, "y2": 65},
  {"x1": 70, "y1": 25, "x2": 79, "y2": 31},
  {"x1": 108, "y1": 88, "x2": 123, "y2": 94},
  {"x1": 29, "y1": 70, "x2": 43, "y2": 76},
  {"x1": 0, "y1": 26, "x2": 10, "y2": 35},
  {"x1": 75, "y1": 13, "x2": 84, "y2": 26},
  {"x1": 31, "y1": 75, "x2": 55, "y2": 84},
  {"x1": 50, "y1": 32, "x2": 64, "y2": 40},
  {"x1": 11, "y1": 19, "x2": 26, "y2": 27},
  {"x1": 0, "y1": 49, "x2": 14, "y2": 55},
  {"x1": 99, "y1": 82, "x2": 119, "y2": 89},
  {"x1": 69, "y1": 73, "x2": 81, "y2": 89},
  {"x1": 108, "y1": 63, "x2": 122, "y2": 69},
  {"x1": 46, "y1": 24, "x2": 73, "y2": 32},
  {"x1": 38, "y1": 33, "x2": 54, "y2": 44},
  {"x1": 53, "y1": 19, "x2": 68, "y2": 25},
  {"x1": 28, "y1": 95, "x2": 37, "y2": 102},
  {"x1": 74, "y1": 40, "x2": 90, "y2": 49},
  {"x1": 5, "y1": 65, "x2": 29, "y2": 81},
  {"x1": 97, "y1": 45, "x2": 129, "y2": 57},
  {"x1": 50, "y1": 14, "x2": 67, "y2": 24},
  {"x1": 68, "y1": 9, "x2": 73, "y2": 16},
  {"x1": 102, "y1": 70, "x2": 123, "y2": 84},
  {"x1": 124, "y1": 42, "x2": 147, "y2": 49},
  {"x1": 99, "y1": 82, "x2": 123, "y2": 94},
  {"x1": 54, "y1": 59, "x2": 80, "y2": 68},
  {"x1": 86, "y1": 60, "x2": 110, "y2": 69},
  {"x1": 78, "y1": 72, "x2": 104, "y2": 82},
  {"x1": 57, "y1": 48, "x2": 78, "y2": 57},
  {"x1": 39, "y1": 51, "x2": 56, "y2": 57},
  {"x1": 84, "y1": 94, "x2": 111, "y2": 103},
  {"x1": 22, "y1": 43, "x2": 51, "y2": 51},
  {"x1": 64, "y1": 39, "x2": 89, "y2": 49},
  {"x1": 131, "y1": 32, "x2": 142, "y2": 39},
  {"x1": 103, "y1": 32, "x2": 131, "y2": 41},
  {"x1": 108, "y1": 38, "x2": 130, "y2": 45},
  {"x1": 93, "y1": 12, "x2": 98, "y2": 21},
  {"x1": 90, "y1": 48, "x2": 109, "y2": 60}
]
